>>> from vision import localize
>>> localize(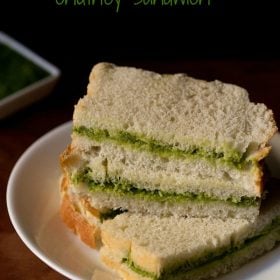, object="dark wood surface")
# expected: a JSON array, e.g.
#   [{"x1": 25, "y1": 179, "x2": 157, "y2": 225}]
[{"x1": 1, "y1": 60, "x2": 280, "y2": 279}]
